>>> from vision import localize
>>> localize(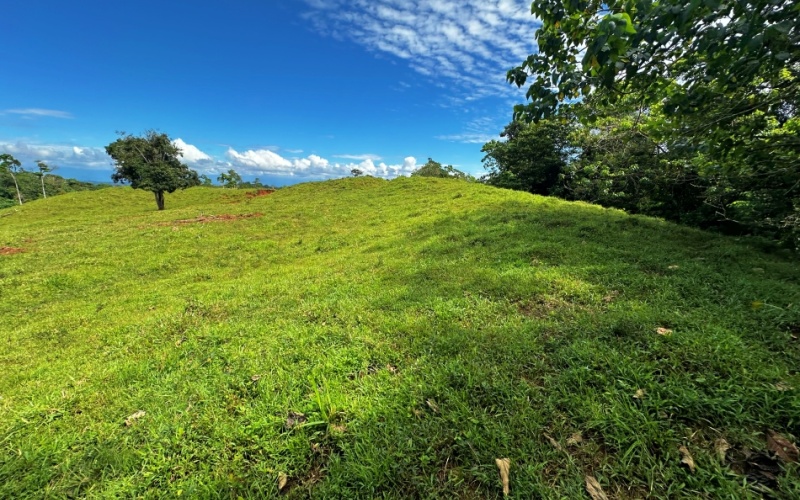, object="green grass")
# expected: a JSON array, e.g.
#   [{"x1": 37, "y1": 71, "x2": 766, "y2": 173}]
[{"x1": 1, "y1": 177, "x2": 799, "y2": 498}]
